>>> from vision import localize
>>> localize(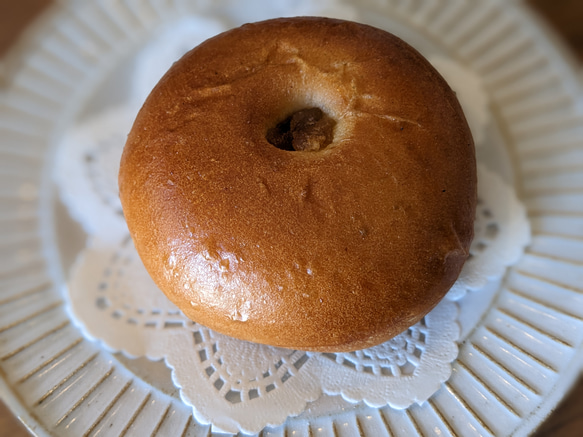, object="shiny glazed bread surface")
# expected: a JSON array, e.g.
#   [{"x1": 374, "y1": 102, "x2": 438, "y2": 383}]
[{"x1": 119, "y1": 17, "x2": 476, "y2": 351}]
